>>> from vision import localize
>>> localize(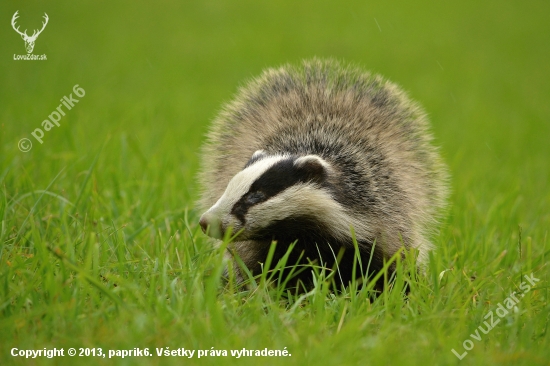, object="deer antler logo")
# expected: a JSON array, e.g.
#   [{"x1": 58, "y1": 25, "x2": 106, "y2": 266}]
[{"x1": 11, "y1": 11, "x2": 49, "y2": 54}]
